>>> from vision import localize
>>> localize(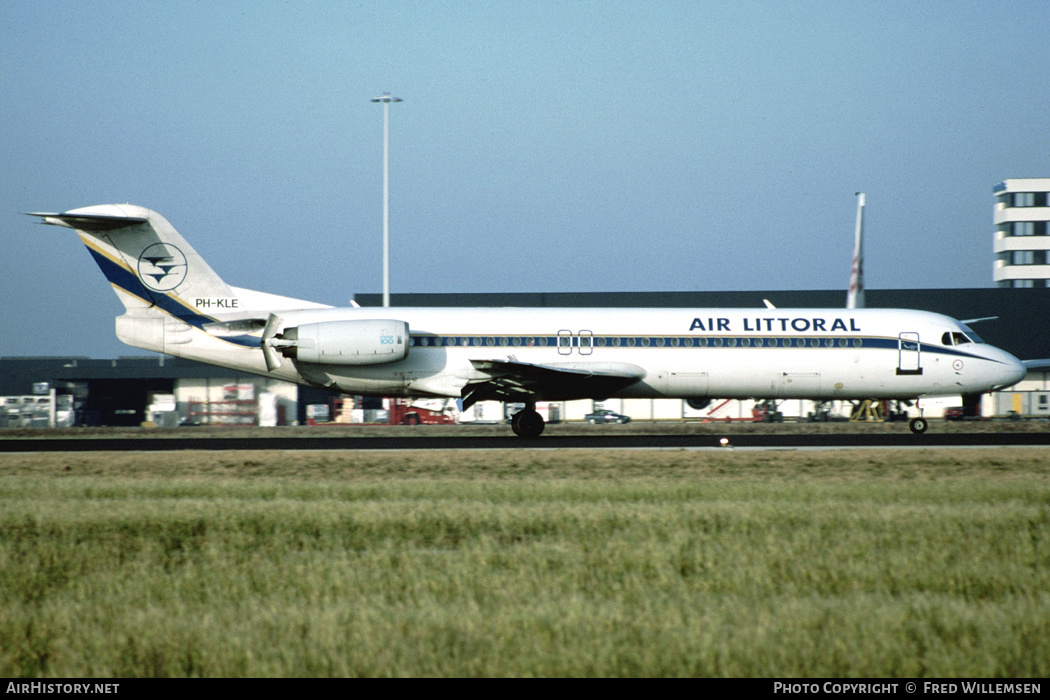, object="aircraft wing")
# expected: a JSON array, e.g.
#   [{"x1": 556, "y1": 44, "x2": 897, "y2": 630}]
[
  {"x1": 463, "y1": 358, "x2": 646, "y2": 408},
  {"x1": 1022, "y1": 359, "x2": 1050, "y2": 372}
]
